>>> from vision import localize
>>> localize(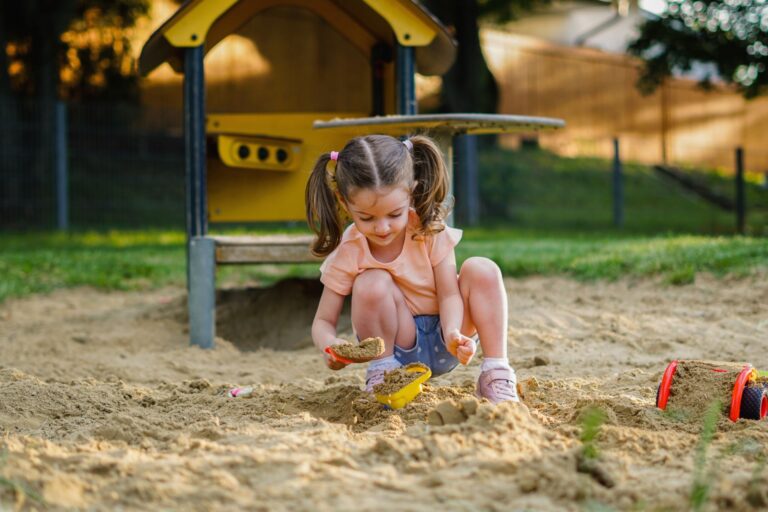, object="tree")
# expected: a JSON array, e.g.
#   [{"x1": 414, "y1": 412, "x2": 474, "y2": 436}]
[
  {"x1": 2, "y1": 0, "x2": 150, "y2": 102},
  {"x1": 0, "y1": 0, "x2": 149, "y2": 227},
  {"x1": 421, "y1": 0, "x2": 550, "y2": 226},
  {"x1": 422, "y1": 0, "x2": 551, "y2": 114},
  {"x1": 628, "y1": 0, "x2": 768, "y2": 99}
]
